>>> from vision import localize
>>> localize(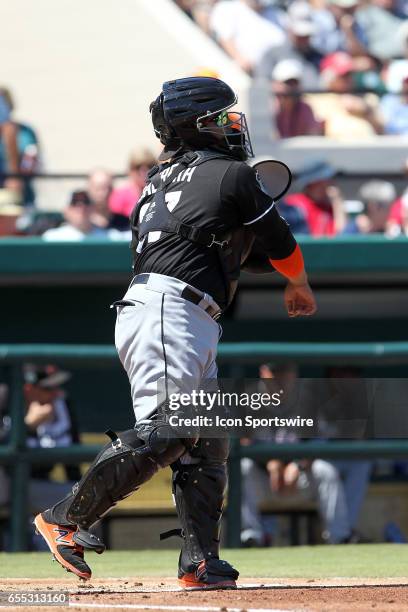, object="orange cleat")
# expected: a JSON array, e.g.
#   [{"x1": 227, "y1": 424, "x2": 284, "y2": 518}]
[
  {"x1": 178, "y1": 559, "x2": 238, "y2": 590},
  {"x1": 34, "y1": 513, "x2": 92, "y2": 580}
]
